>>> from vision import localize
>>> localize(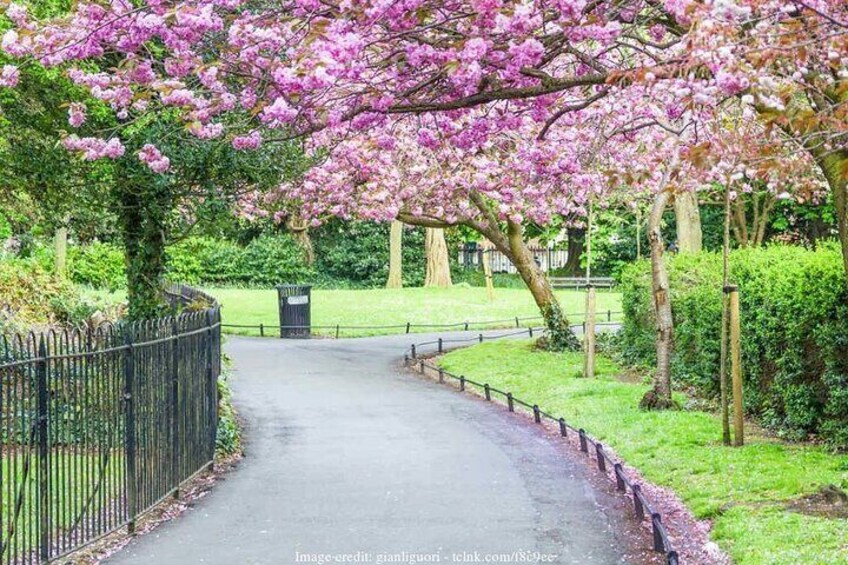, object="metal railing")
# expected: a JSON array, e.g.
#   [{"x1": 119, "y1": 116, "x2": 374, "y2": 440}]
[
  {"x1": 220, "y1": 312, "x2": 624, "y2": 338},
  {"x1": 0, "y1": 288, "x2": 221, "y2": 564},
  {"x1": 404, "y1": 328, "x2": 679, "y2": 565}
]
